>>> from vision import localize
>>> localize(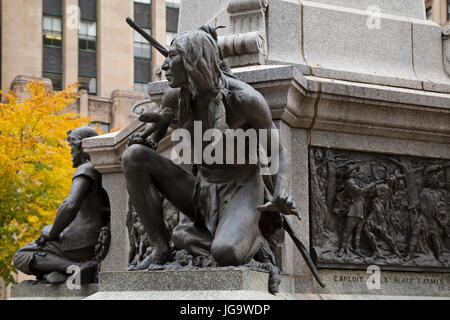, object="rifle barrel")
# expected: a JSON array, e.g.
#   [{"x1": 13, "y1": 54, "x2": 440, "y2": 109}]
[{"x1": 126, "y1": 17, "x2": 168, "y2": 57}]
